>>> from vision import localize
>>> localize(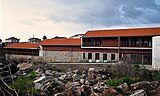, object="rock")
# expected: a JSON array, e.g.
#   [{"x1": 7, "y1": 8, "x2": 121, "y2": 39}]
[
  {"x1": 93, "y1": 82, "x2": 107, "y2": 93},
  {"x1": 81, "y1": 85, "x2": 92, "y2": 96},
  {"x1": 80, "y1": 79, "x2": 85, "y2": 84},
  {"x1": 73, "y1": 69, "x2": 81, "y2": 75},
  {"x1": 117, "y1": 83, "x2": 129, "y2": 93},
  {"x1": 130, "y1": 81, "x2": 149, "y2": 90},
  {"x1": 102, "y1": 88, "x2": 120, "y2": 96},
  {"x1": 88, "y1": 72, "x2": 97, "y2": 80},
  {"x1": 71, "y1": 86, "x2": 82, "y2": 96},
  {"x1": 51, "y1": 80, "x2": 65, "y2": 88},
  {"x1": 130, "y1": 90, "x2": 147, "y2": 96},
  {"x1": 35, "y1": 68, "x2": 43, "y2": 74},
  {"x1": 88, "y1": 68, "x2": 95, "y2": 72},
  {"x1": 55, "y1": 92, "x2": 67, "y2": 96},
  {"x1": 85, "y1": 80, "x2": 91, "y2": 85},
  {"x1": 58, "y1": 74, "x2": 67, "y2": 81},
  {"x1": 34, "y1": 83, "x2": 44, "y2": 91},
  {"x1": 102, "y1": 75, "x2": 107, "y2": 80},
  {"x1": 154, "y1": 85, "x2": 160, "y2": 96},
  {"x1": 82, "y1": 74, "x2": 87, "y2": 79},
  {"x1": 90, "y1": 79, "x2": 98, "y2": 86},
  {"x1": 96, "y1": 76, "x2": 102, "y2": 81},
  {"x1": 72, "y1": 74, "x2": 81, "y2": 82},
  {"x1": 34, "y1": 75, "x2": 46, "y2": 83},
  {"x1": 71, "y1": 82, "x2": 81, "y2": 87},
  {"x1": 65, "y1": 86, "x2": 82, "y2": 96},
  {"x1": 53, "y1": 86, "x2": 64, "y2": 94},
  {"x1": 150, "y1": 81, "x2": 159, "y2": 88},
  {"x1": 90, "y1": 92, "x2": 102, "y2": 96},
  {"x1": 45, "y1": 70, "x2": 53, "y2": 75},
  {"x1": 65, "y1": 76, "x2": 73, "y2": 81}
]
